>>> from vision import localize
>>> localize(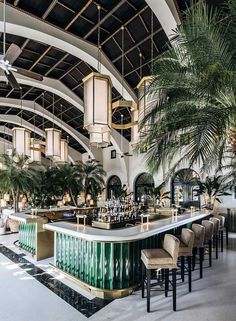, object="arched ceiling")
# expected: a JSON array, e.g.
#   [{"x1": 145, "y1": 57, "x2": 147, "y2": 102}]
[{"x1": 1, "y1": 0, "x2": 219, "y2": 155}]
